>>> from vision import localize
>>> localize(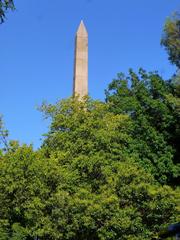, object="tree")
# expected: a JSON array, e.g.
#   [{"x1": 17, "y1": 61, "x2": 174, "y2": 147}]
[
  {"x1": 0, "y1": 144, "x2": 45, "y2": 239},
  {"x1": 0, "y1": 98, "x2": 178, "y2": 239},
  {"x1": 0, "y1": 0, "x2": 14, "y2": 23},
  {"x1": 161, "y1": 12, "x2": 180, "y2": 69},
  {"x1": 0, "y1": 143, "x2": 67, "y2": 240},
  {"x1": 105, "y1": 69, "x2": 180, "y2": 185},
  {"x1": 37, "y1": 97, "x2": 178, "y2": 239},
  {"x1": 40, "y1": 97, "x2": 132, "y2": 162}
]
